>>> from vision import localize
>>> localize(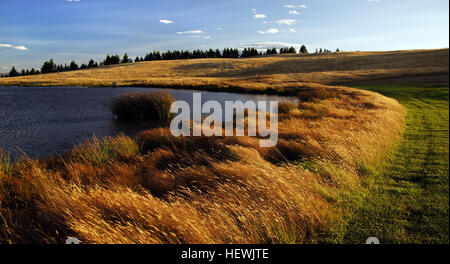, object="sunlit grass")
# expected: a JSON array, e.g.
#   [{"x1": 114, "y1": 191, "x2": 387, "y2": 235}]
[
  {"x1": 0, "y1": 84, "x2": 406, "y2": 244},
  {"x1": 67, "y1": 135, "x2": 141, "y2": 165},
  {"x1": 109, "y1": 92, "x2": 174, "y2": 120},
  {"x1": 0, "y1": 49, "x2": 447, "y2": 244},
  {"x1": 0, "y1": 49, "x2": 447, "y2": 96}
]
